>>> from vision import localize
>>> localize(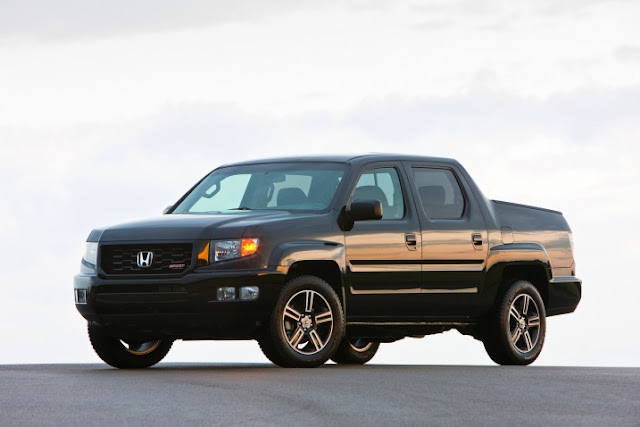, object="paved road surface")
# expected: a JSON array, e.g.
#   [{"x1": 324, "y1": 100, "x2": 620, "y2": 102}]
[{"x1": 0, "y1": 364, "x2": 637, "y2": 426}]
